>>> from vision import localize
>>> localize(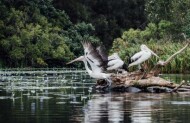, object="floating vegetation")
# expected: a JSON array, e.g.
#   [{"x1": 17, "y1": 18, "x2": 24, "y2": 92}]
[
  {"x1": 0, "y1": 68, "x2": 94, "y2": 112},
  {"x1": 0, "y1": 68, "x2": 92, "y2": 92},
  {"x1": 70, "y1": 101, "x2": 82, "y2": 104},
  {"x1": 56, "y1": 102, "x2": 67, "y2": 104},
  {"x1": 0, "y1": 96, "x2": 12, "y2": 99},
  {"x1": 0, "y1": 68, "x2": 86, "y2": 76},
  {"x1": 56, "y1": 97, "x2": 70, "y2": 100},
  {"x1": 81, "y1": 96, "x2": 88, "y2": 99},
  {"x1": 0, "y1": 96, "x2": 20, "y2": 100},
  {"x1": 170, "y1": 101, "x2": 190, "y2": 105},
  {"x1": 0, "y1": 68, "x2": 190, "y2": 123},
  {"x1": 28, "y1": 96, "x2": 53, "y2": 100}
]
